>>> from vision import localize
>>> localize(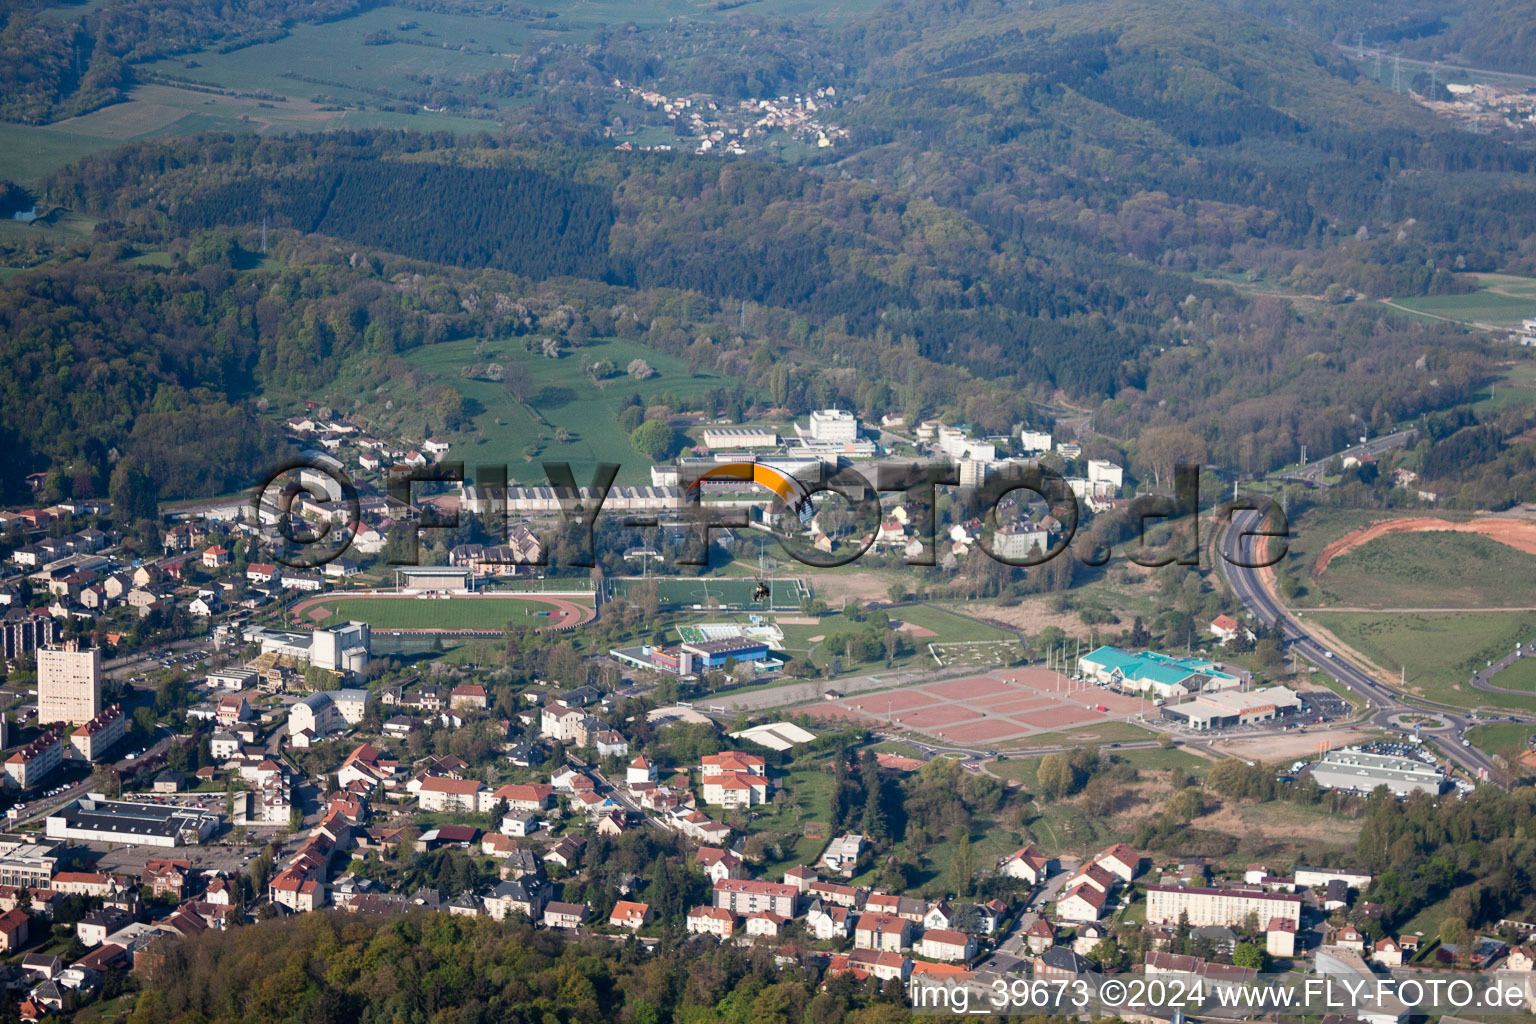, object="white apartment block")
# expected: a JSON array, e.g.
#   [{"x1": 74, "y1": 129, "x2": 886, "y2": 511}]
[
  {"x1": 1145, "y1": 885, "x2": 1303, "y2": 928},
  {"x1": 37, "y1": 641, "x2": 101, "y2": 726}
]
